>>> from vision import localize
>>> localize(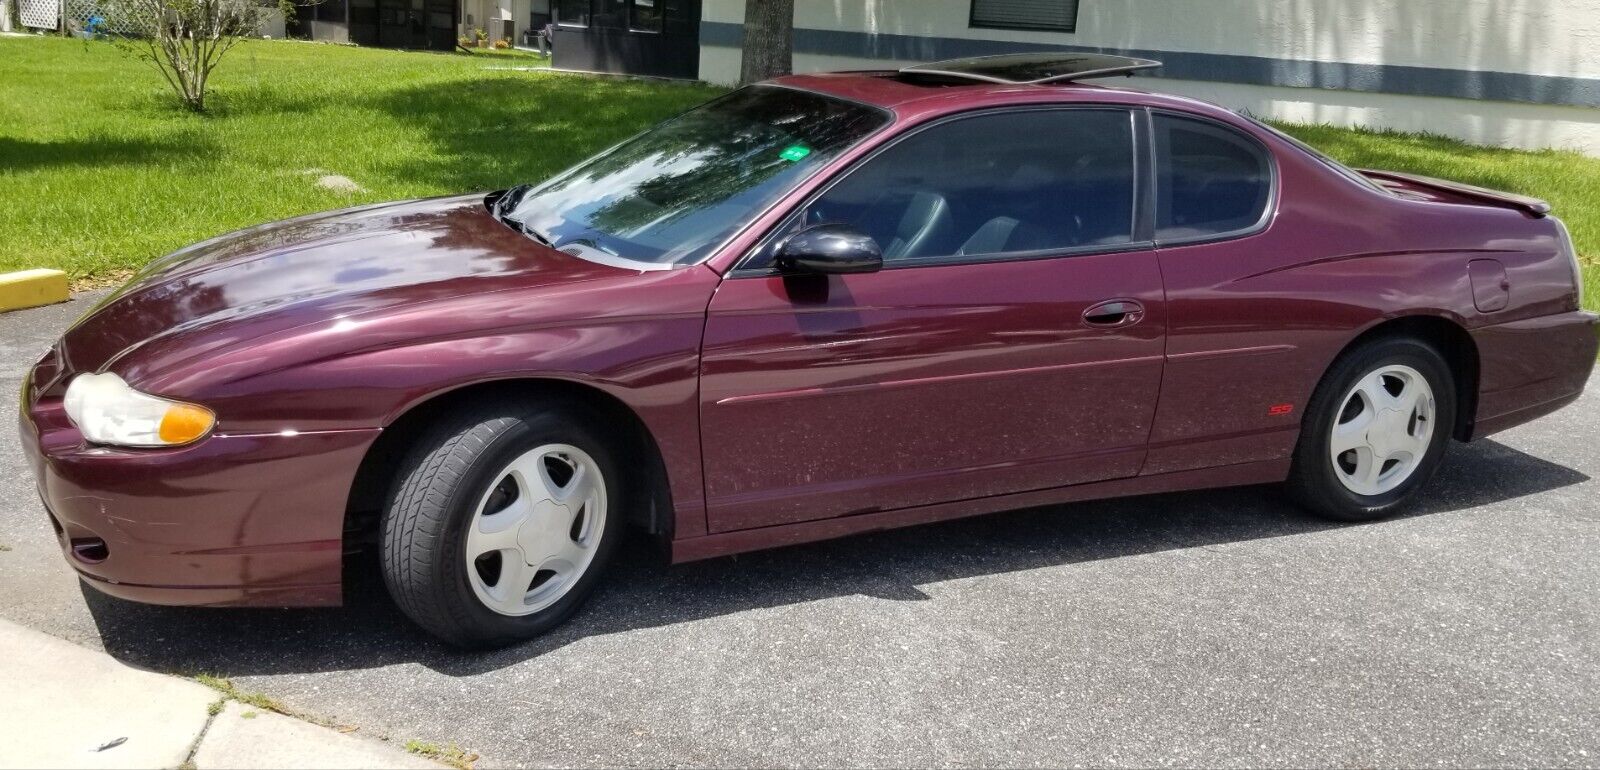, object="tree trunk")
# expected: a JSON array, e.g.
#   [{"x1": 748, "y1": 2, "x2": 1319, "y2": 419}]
[{"x1": 739, "y1": 0, "x2": 793, "y2": 85}]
